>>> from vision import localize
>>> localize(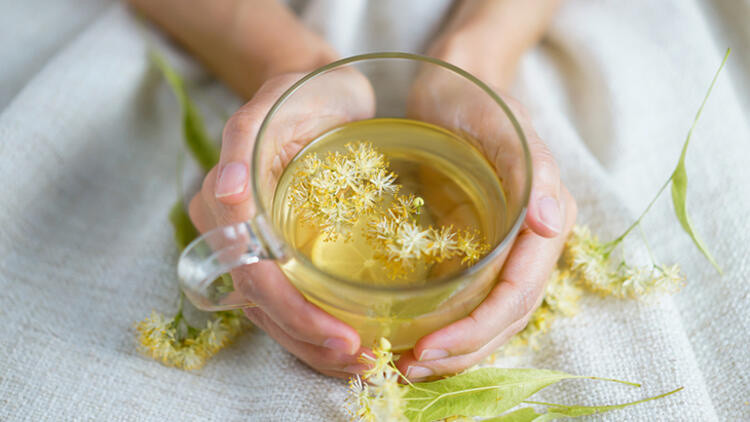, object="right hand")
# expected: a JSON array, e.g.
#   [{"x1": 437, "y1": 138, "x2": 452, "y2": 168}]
[{"x1": 188, "y1": 70, "x2": 376, "y2": 378}]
